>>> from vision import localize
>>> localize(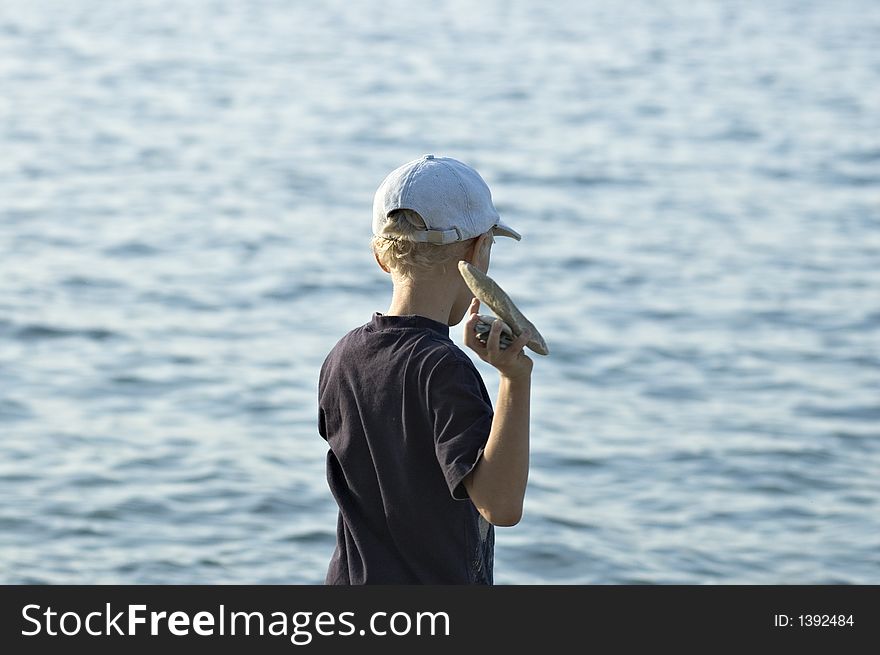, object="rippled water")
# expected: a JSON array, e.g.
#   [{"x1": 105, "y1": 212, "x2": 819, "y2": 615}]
[{"x1": 1, "y1": 0, "x2": 878, "y2": 584}]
